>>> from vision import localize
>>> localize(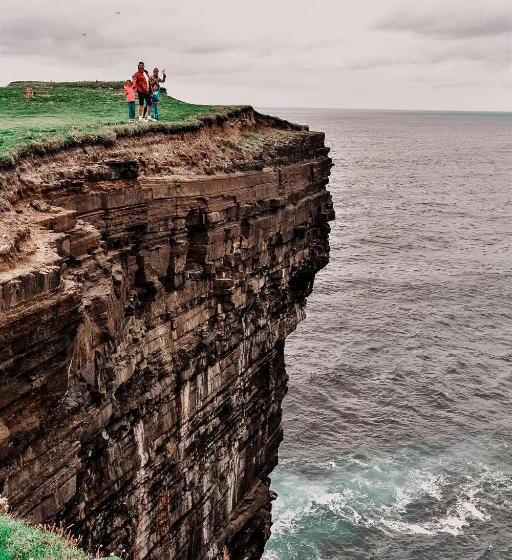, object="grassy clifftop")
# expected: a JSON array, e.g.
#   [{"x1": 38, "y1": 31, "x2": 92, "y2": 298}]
[
  {"x1": 0, "y1": 514, "x2": 118, "y2": 560},
  {"x1": 0, "y1": 82, "x2": 240, "y2": 167}
]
